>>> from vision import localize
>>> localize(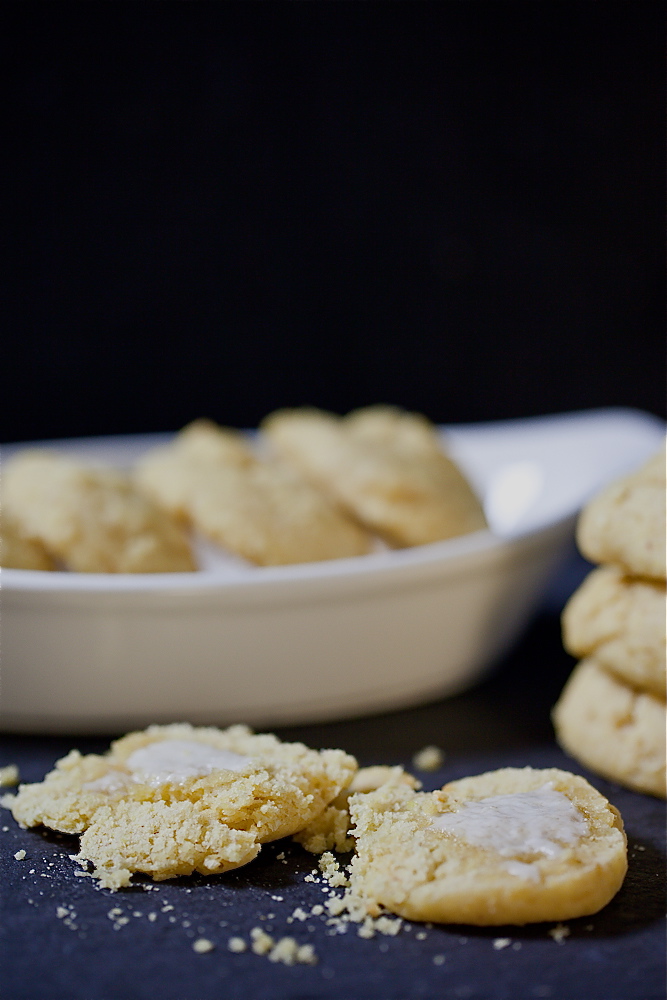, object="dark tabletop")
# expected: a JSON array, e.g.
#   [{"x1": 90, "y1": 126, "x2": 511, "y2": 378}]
[{"x1": 1, "y1": 591, "x2": 665, "y2": 1000}]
